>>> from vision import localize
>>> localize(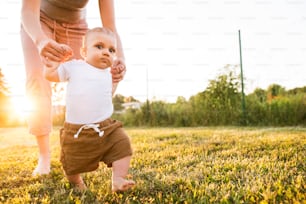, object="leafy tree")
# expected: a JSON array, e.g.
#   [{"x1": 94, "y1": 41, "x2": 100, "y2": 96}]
[
  {"x1": 113, "y1": 94, "x2": 125, "y2": 111},
  {"x1": 203, "y1": 66, "x2": 241, "y2": 125},
  {"x1": 124, "y1": 96, "x2": 139, "y2": 103},
  {"x1": 267, "y1": 84, "x2": 285, "y2": 101},
  {"x1": 147, "y1": 100, "x2": 169, "y2": 126},
  {"x1": 189, "y1": 92, "x2": 209, "y2": 125},
  {"x1": 250, "y1": 88, "x2": 267, "y2": 103},
  {"x1": 175, "y1": 96, "x2": 187, "y2": 104},
  {"x1": 287, "y1": 86, "x2": 306, "y2": 95},
  {"x1": 0, "y1": 68, "x2": 10, "y2": 126},
  {"x1": 170, "y1": 97, "x2": 193, "y2": 126}
]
